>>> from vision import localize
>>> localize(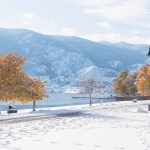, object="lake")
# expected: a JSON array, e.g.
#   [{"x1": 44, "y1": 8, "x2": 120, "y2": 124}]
[{"x1": 0, "y1": 93, "x2": 115, "y2": 110}]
